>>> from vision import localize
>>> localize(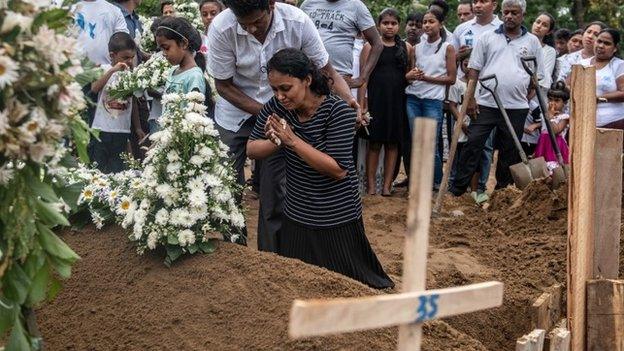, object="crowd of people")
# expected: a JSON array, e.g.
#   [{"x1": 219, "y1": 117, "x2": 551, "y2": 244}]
[{"x1": 72, "y1": 0, "x2": 623, "y2": 288}]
